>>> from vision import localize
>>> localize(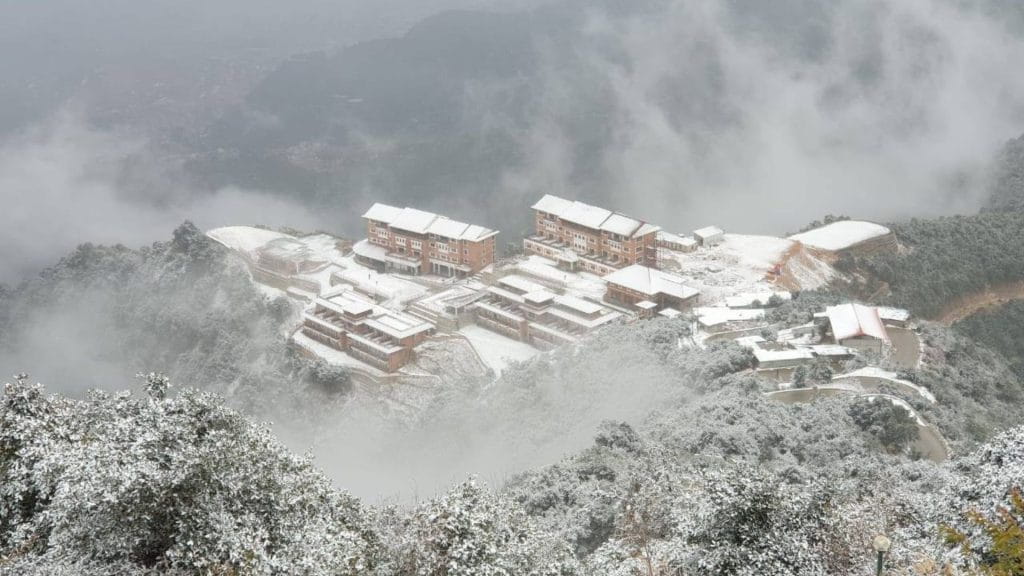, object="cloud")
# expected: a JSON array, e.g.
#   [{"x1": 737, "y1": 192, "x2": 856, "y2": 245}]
[
  {"x1": 504, "y1": 0, "x2": 1024, "y2": 234},
  {"x1": 0, "y1": 109, "x2": 325, "y2": 284}
]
